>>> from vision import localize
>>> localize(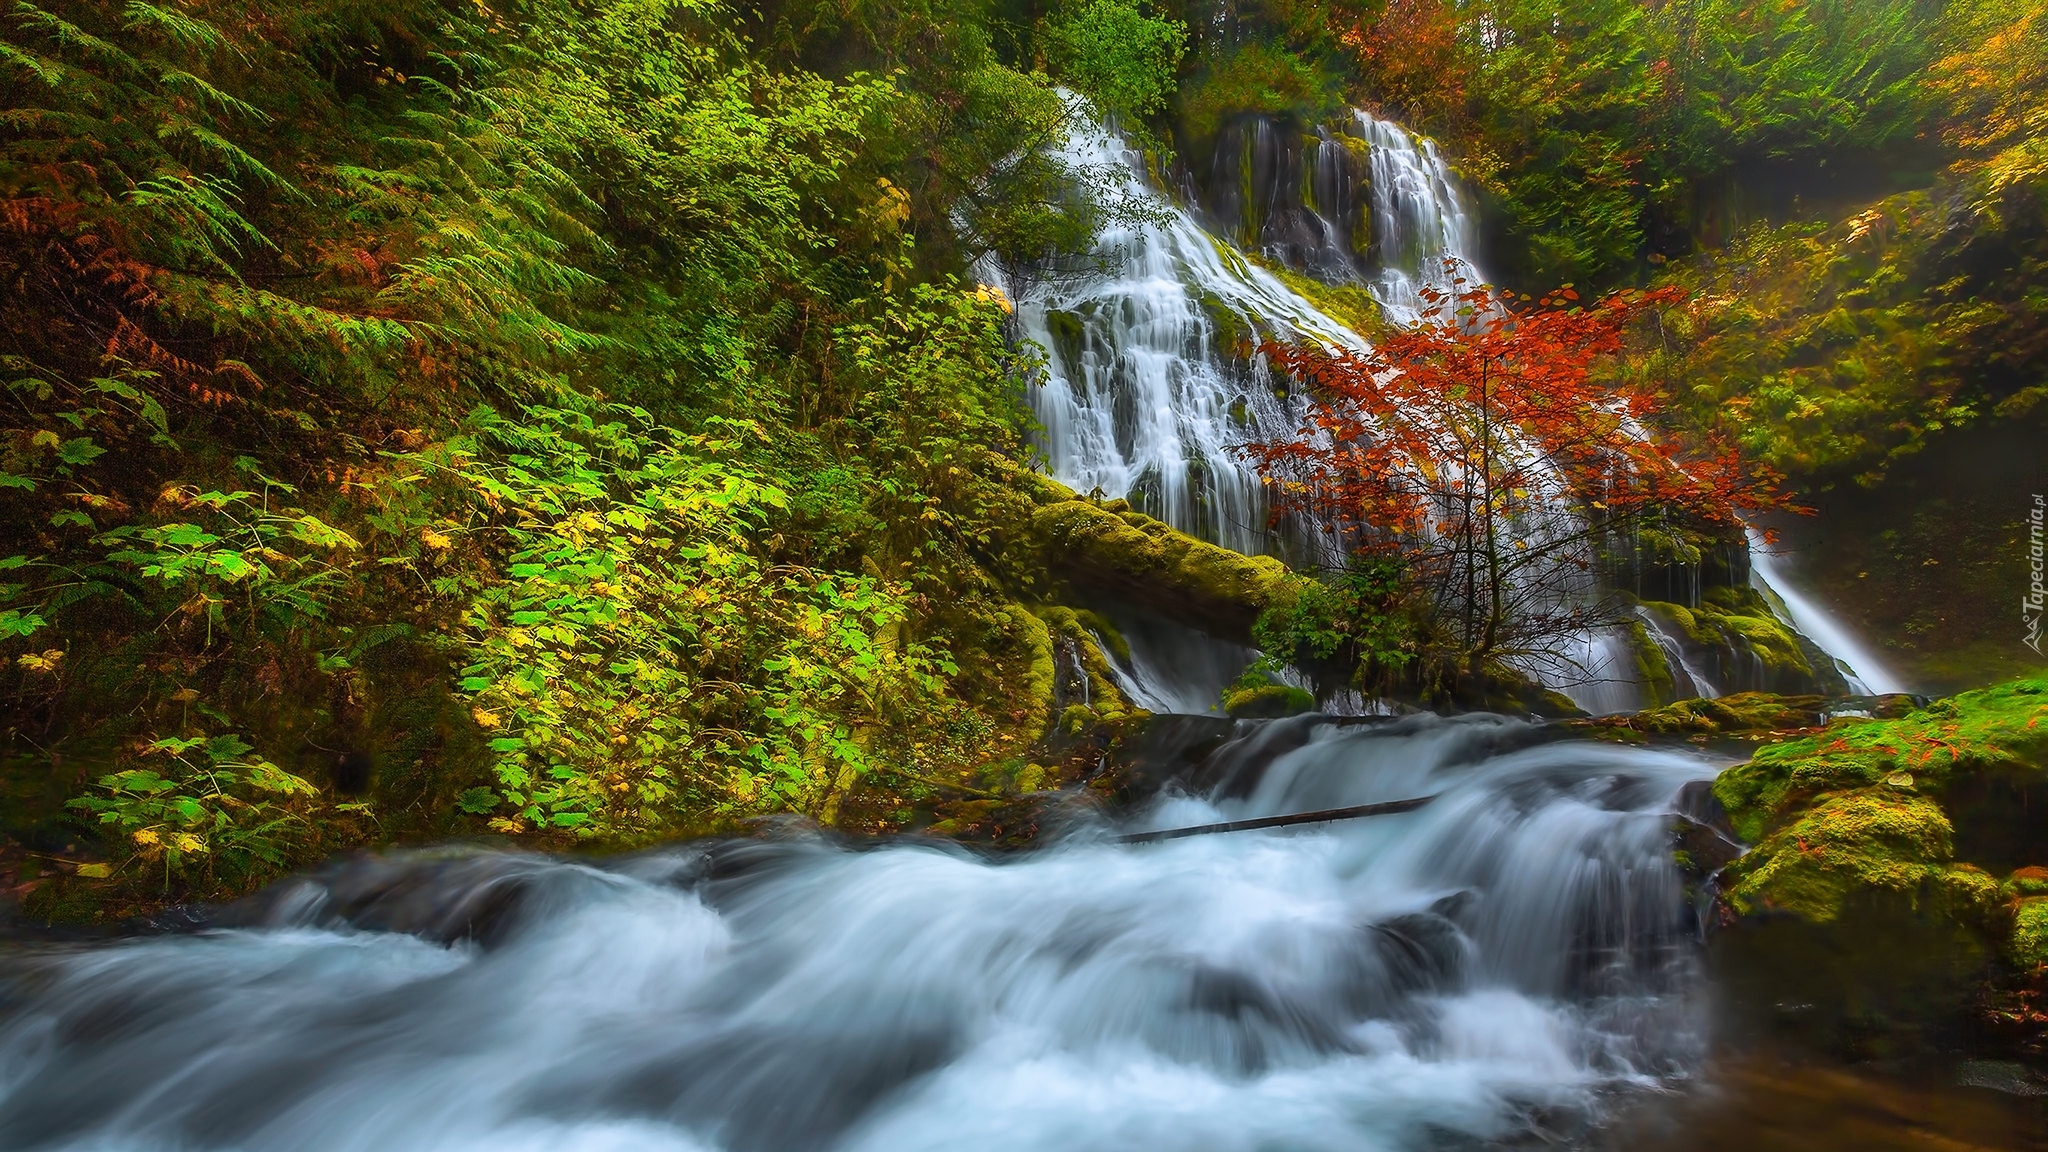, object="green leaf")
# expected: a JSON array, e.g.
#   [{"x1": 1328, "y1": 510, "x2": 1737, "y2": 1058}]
[
  {"x1": 56, "y1": 437, "x2": 104, "y2": 466},
  {"x1": 457, "y1": 787, "x2": 501, "y2": 814}
]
